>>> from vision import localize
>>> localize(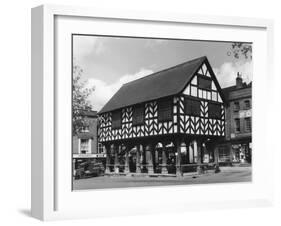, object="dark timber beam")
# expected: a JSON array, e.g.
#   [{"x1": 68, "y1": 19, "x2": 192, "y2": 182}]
[
  {"x1": 176, "y1": 138, "x2": 182, "y2": 176},
  {"x1": 145, "y1": 144, "x2": 154, "y2": 174},
  {"x1": 105, "y1": 144, "x2": 111, "y2": 174},
  {"x1": 136, "y1": 144, "x2": 141, "y2": 173},
  {"x1": 161, "y1": 142, "x2": 168, "y2": 174}
]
